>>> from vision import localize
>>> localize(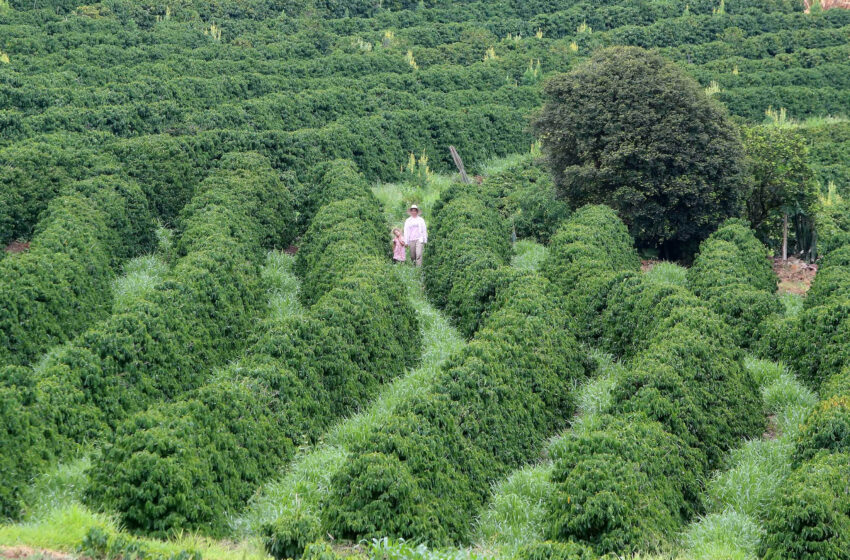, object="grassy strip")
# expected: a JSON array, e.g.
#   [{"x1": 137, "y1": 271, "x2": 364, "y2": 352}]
[
  {"x1": 511, "y1": 240, "x2": 547, "y2": 272},
  {"x1": 233, "y1": 265, "x2": 463, "y2": 537}
]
